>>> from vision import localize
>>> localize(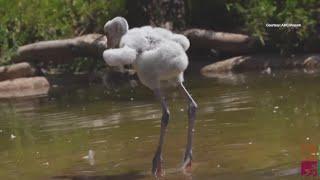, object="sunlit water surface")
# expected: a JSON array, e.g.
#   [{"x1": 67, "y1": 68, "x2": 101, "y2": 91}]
[{"x1": 1, "y1": 69, "x2": 320, "y2": 180}]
